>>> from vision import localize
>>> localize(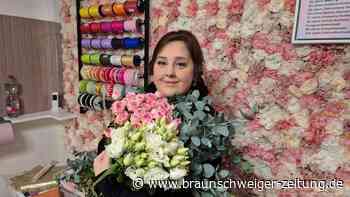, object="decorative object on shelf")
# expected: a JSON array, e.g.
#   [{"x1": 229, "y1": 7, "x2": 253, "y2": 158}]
[{"x1": 4, "y1": 75, "x2": 22, "y2": 118}]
